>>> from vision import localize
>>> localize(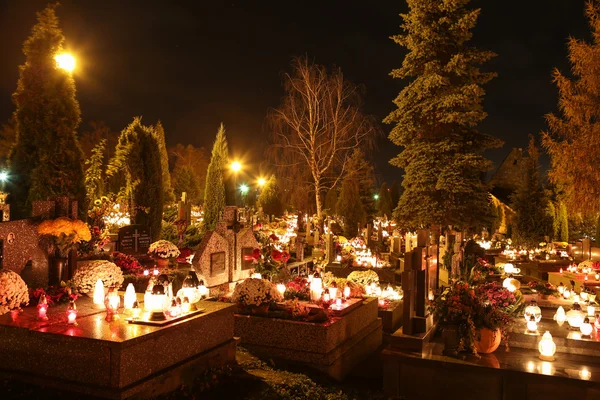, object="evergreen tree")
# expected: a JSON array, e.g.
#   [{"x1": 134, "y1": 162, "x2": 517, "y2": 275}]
[
  {"x1": 202, "y1": 124, "x2": 228, "y2": 231},
  {"x1": 172, "y1": 165, "x2": 202, "y2": 205},
  {"x1": 324, "y1": 188, "x2": 338, "y2": 216},
  {"x1": 84, "y1": 139, "x2": 106, "y2": 203},
  {"x1": 346, "y1": 149, "x2": 376, "y2": 219},
  {"x1": 154, "y1": 121, "x2": 175, "y2": 203},
  {"x1": 108, "y1": 118, "x2": 164, "y2": 240},
  {"x1": 542, "y1": 2, "x2": 600, "y2": 217},
  {"x1": 389, "y1": 181, "x2": 401, "y2": 209},
  {"x1": 377, "y1": 183, "x2": 393, "y2": 218},
  {"x1": 558, "y1": 201, "x2": 569, "y2": 242},
  {"x1": 0, "y1": 117, "x2": 17, "y2": 167},
  {"x1": 257, "y1": 175, "x2": 283, "y2": 217},
  {"x1": 337, "y1": 172, "x2": 366, "y2": 238},
  {"x1": 511, "y1": 136, "x2": 549, "y2": 247},
  {"x1": 385, "y1": 0, "x2": 502, "y2": 230},
  {"x1": 9, "y1": 4, "x2": 86, "y2": 218},
  {"x1": 546, "y1": 201, "x2": 558, "y2": 241}
]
